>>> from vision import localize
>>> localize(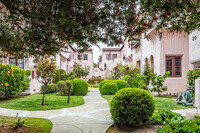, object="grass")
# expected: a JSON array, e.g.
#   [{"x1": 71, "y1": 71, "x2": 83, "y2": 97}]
[
  {"x1": 0, "y1": 115, "x2": 52, "y2": 133},
  {"x1": 101, "y1": 95, "x2": 195, "y2": 110},
  {"x1": 0, "y1": 93, "x2": 84, "y2": 111}
]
